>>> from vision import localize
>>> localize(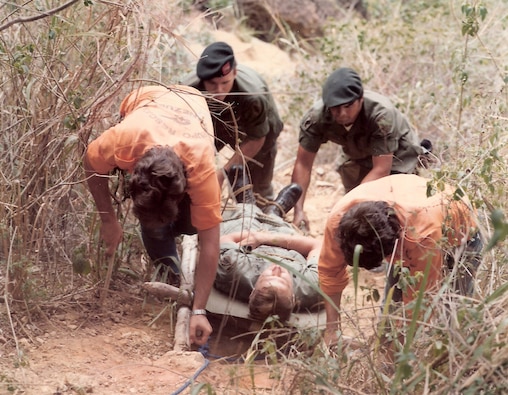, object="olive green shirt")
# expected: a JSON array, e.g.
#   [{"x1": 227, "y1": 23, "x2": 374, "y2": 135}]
[
  {"x1": 183, "y1": 64, "x2": 283, "y2": 151},
  {"x1": 299, "y1": 90, "x2": 423, "y2": 173},
  {"x1": 215, "y1": 204, "x2": 322, "y2": 313}
]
